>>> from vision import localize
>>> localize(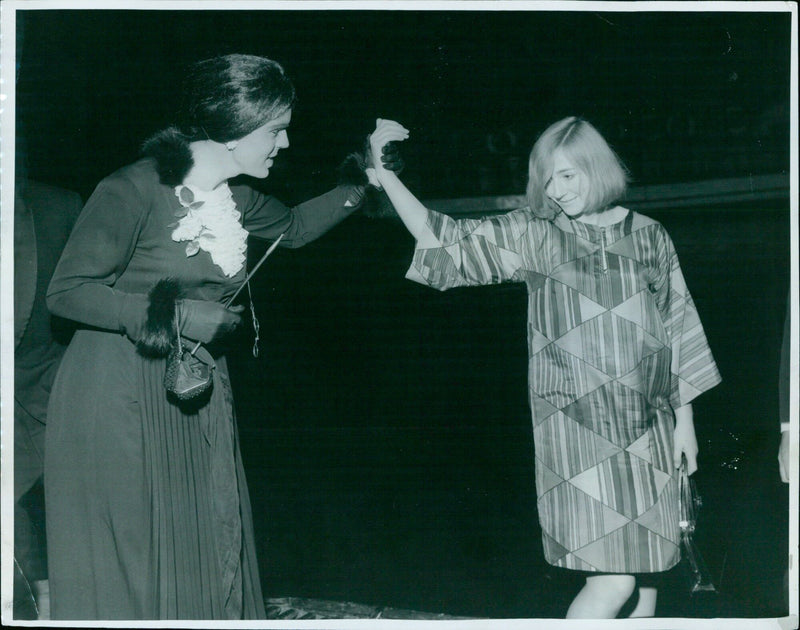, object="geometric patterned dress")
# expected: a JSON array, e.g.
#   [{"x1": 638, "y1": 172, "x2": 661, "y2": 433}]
[{"x1": 406, "y1": 207, "x2": 721, "y2": 573}]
